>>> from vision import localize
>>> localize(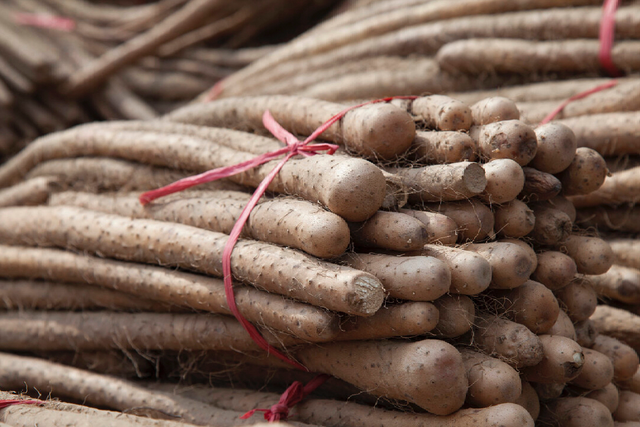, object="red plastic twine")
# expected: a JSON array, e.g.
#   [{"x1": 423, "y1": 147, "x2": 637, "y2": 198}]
[
  {"x1": 14, "y1": 13, "x2": 75, "y2": 31},
  {"x1": 599, "y1": 0, "x2": 621, "y2": 77},
  {"x1": 538, "y1": 80, "x2": 618, "y2": 125},
  {"x1": 140, "y1": 96, "x2": 416, "y2": 420},
  {"x1": 0, "y1": 400, "x2": 42, "y2": 410}
]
